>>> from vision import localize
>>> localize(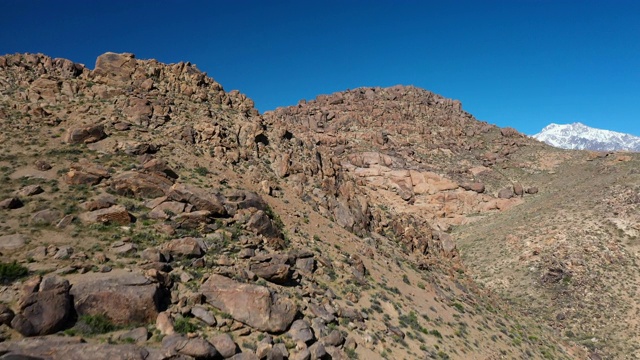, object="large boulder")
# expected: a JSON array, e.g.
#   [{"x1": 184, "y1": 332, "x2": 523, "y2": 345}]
[
  {"x1": 159, "y1": 237, "x2": 206, "y2": 258},
  {"x1": 78, "y1": 205, "x2": 131, "y2": 225},
  {"x1": 11, "y1": 276, "x2": 72, "y2": 336},
  {"x1": 200, "y1": 274, "x2": 297, "y2": 333},
  {"x1": 111, "y1": 171, "x2": 174, "y2": 198},
  {"x1": 68, "y1": 270, "x2": 163, "y2": 326},
  {"x1": 63, "y1": 124, "x2": 106, "y2": 144},
  {"x1": 92, "y1": 52, "x2": 137, "y2": 84},
  {"x1": 168, "y1": 183, "x2": 227, "y2": 216}
]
